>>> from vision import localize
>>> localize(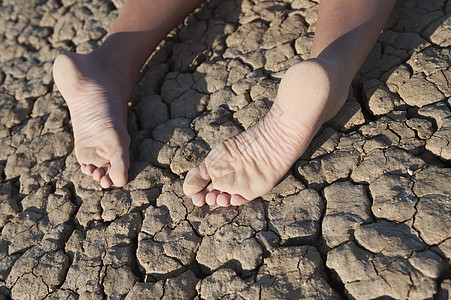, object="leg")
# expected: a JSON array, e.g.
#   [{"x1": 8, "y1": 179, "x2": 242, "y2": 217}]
[
  {"x1": 53, "y1": 0, "x2": 204, "y2": 188},
  {"x1": 183, "y1": 0, "x2": 395, "y2": 206}
]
